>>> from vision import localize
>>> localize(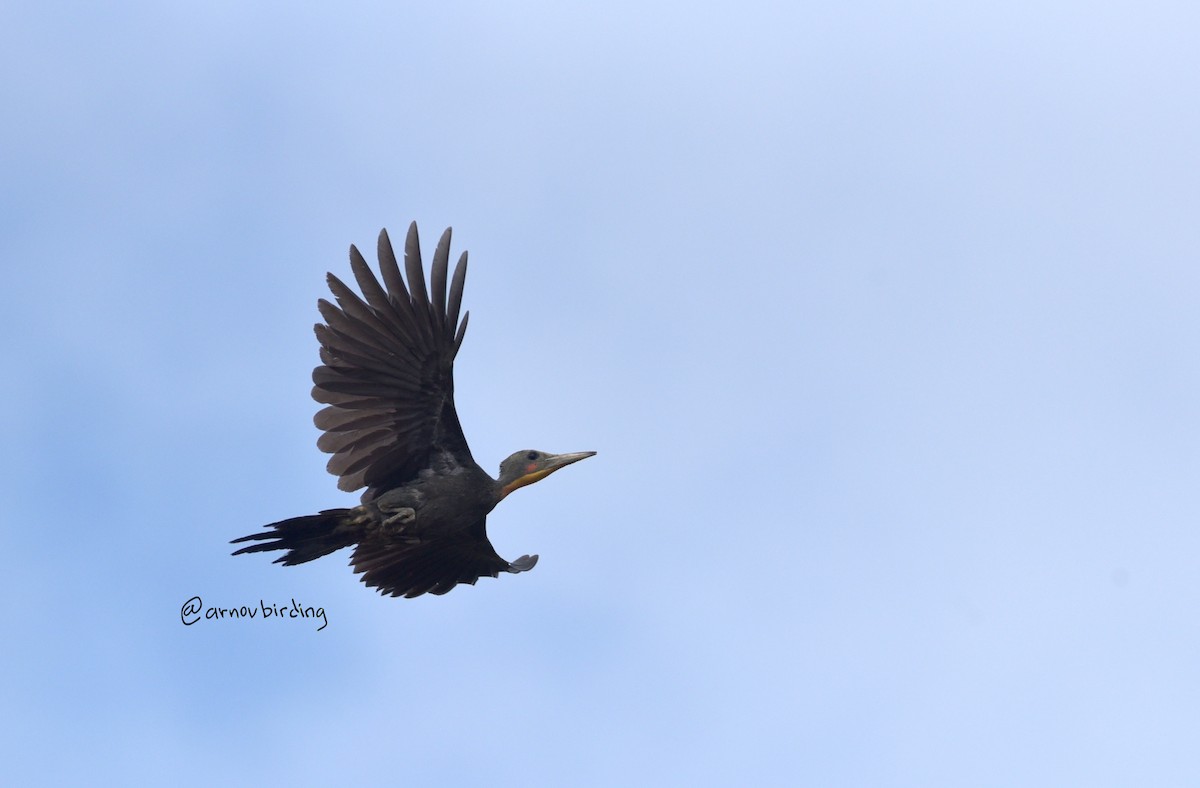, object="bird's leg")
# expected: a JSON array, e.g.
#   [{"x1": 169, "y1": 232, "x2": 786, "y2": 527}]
[
  {"x1": 344, "y1": 506, "x2": 376, "y2": 532},
  {"x1": 377, "y1": 500, "x2": 417, "y2": 540},
  {"x1": 345, "y1": 502, "x2": 417, "y2": 543},
  {"x1": 381, "y1": 507, "x2": 416, "y2": 527}
]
